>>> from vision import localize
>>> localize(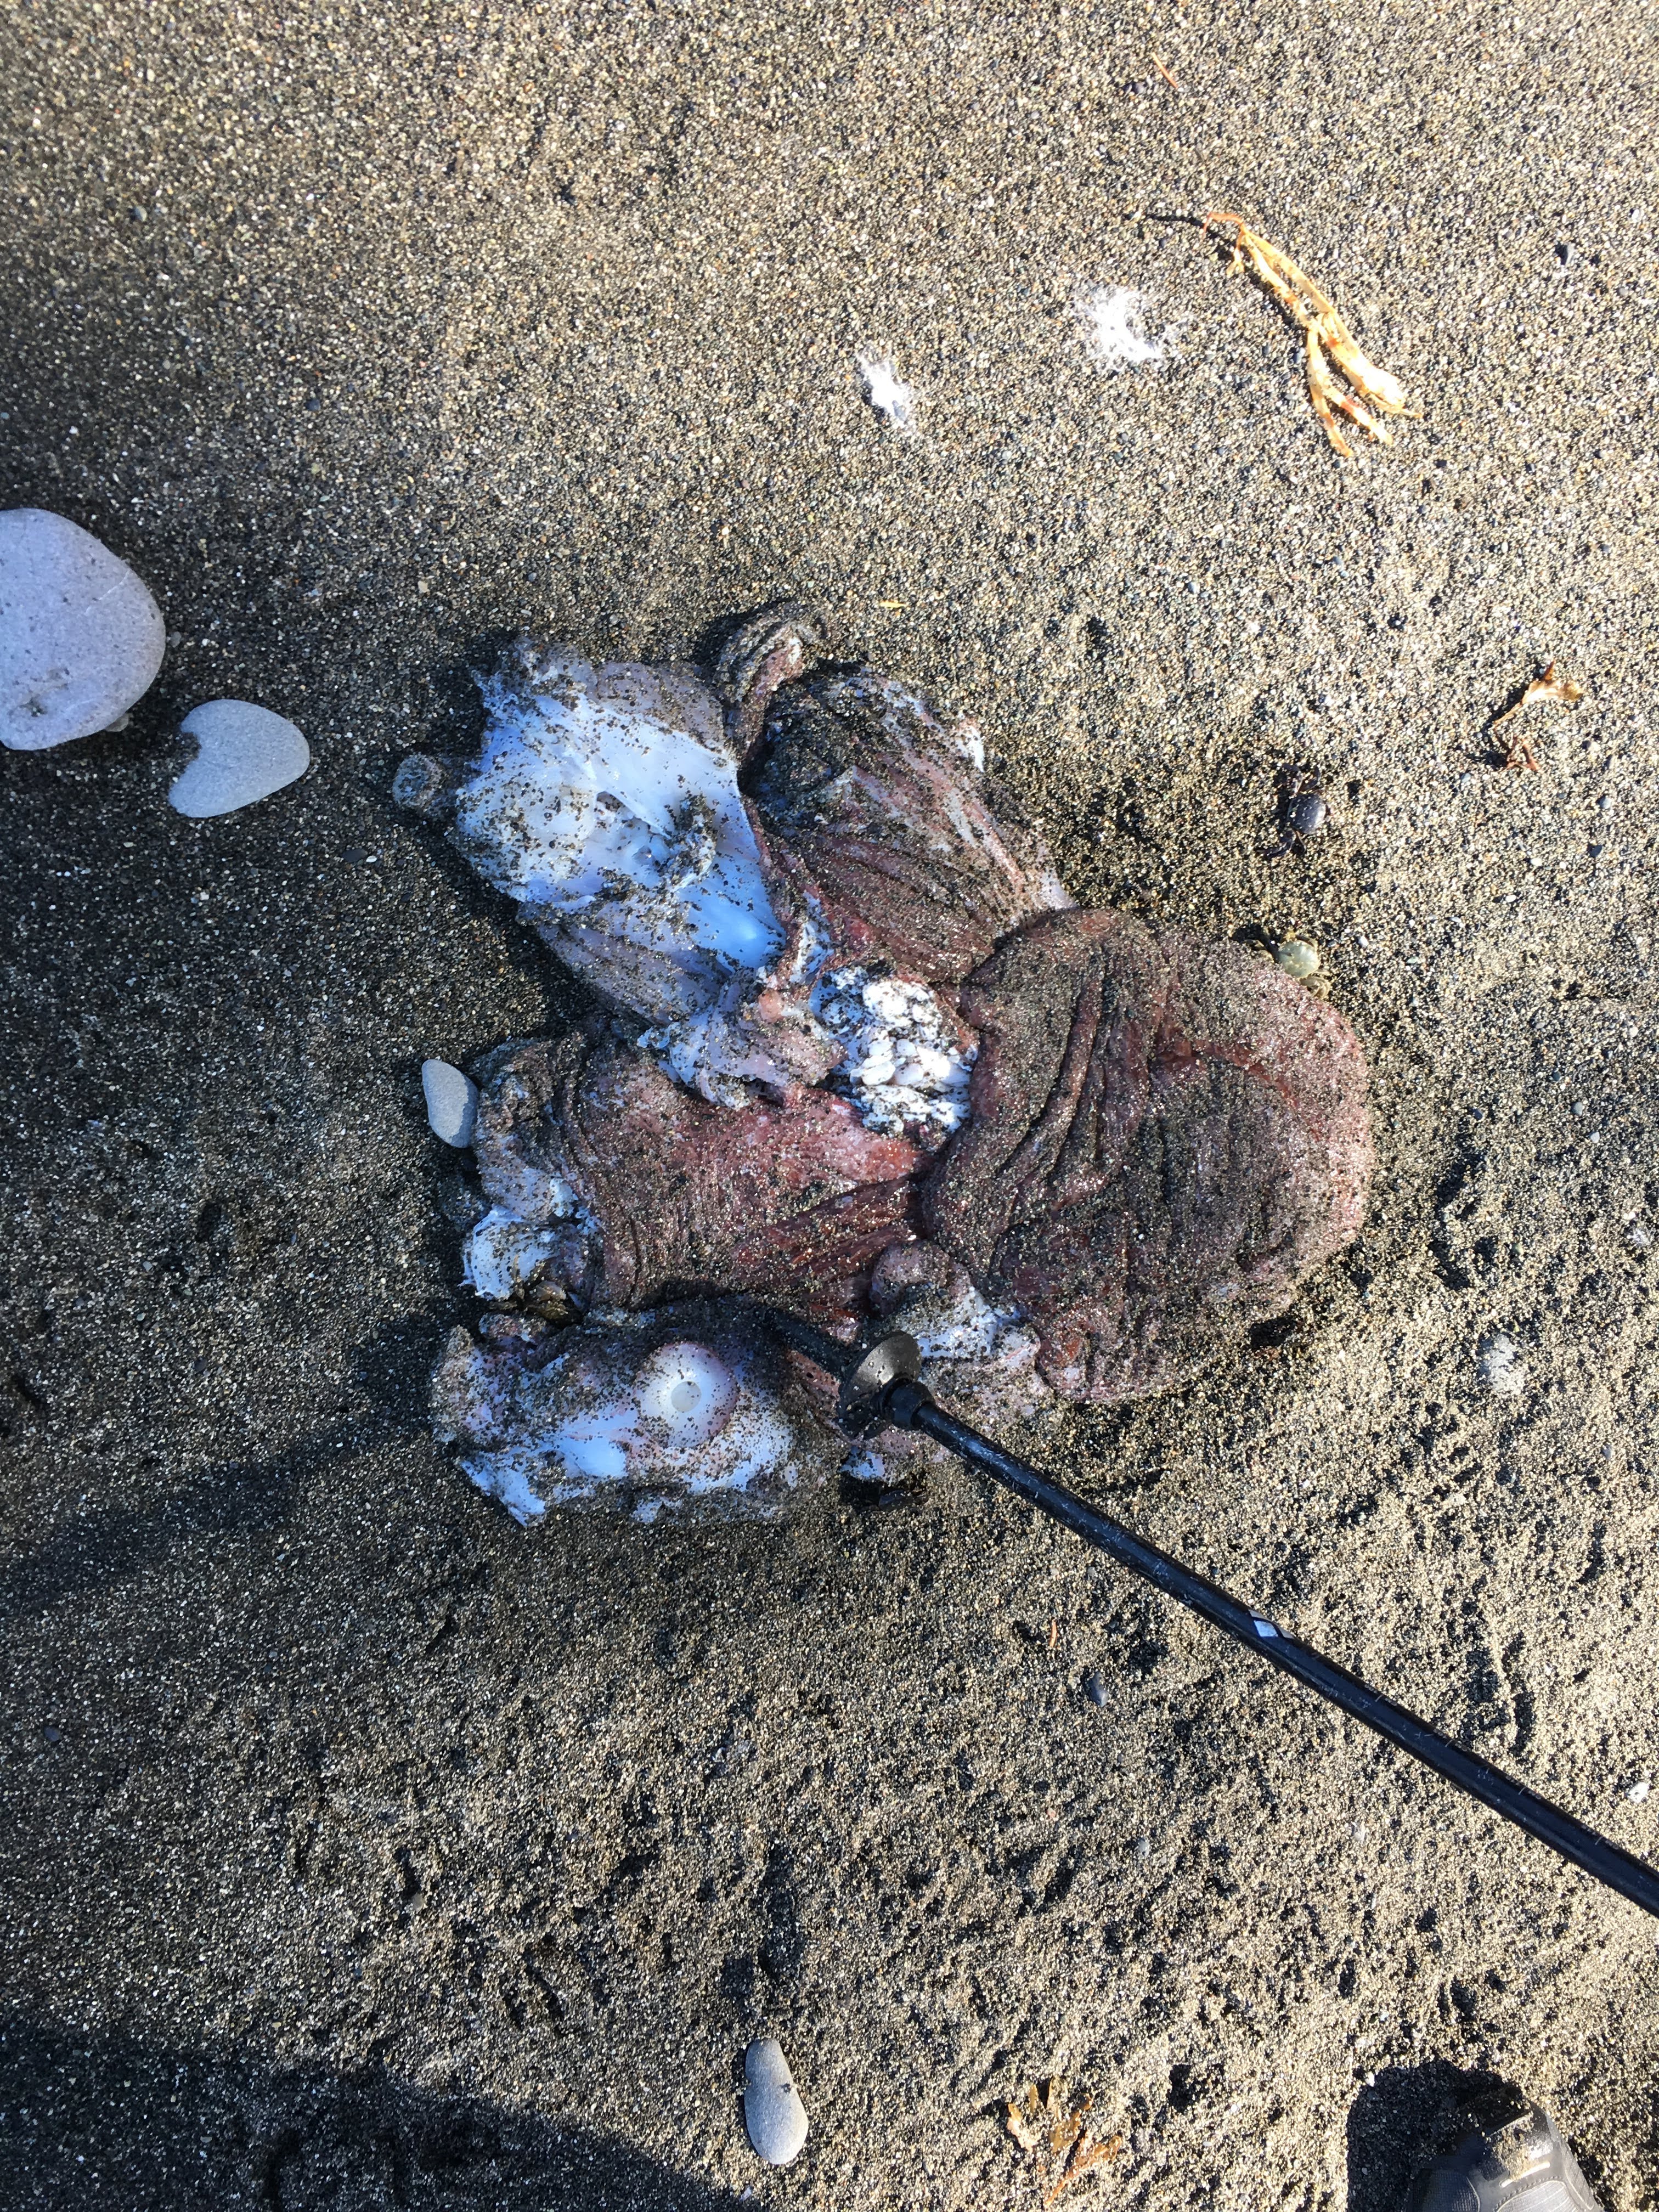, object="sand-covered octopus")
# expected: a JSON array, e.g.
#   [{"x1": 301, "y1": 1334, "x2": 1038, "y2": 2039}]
[{"x1": 396, "y1": 604, "x2": 1373, "y2": 1524}]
